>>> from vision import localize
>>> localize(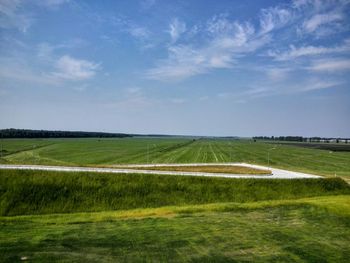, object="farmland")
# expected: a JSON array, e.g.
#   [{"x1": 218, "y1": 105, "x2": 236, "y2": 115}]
[
  {"x1": 1, "y1": 137, "x2": 350, "y2": 262},
  {"x1": 1, "y1": 137, "x2": 349, "y2": 178}
]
